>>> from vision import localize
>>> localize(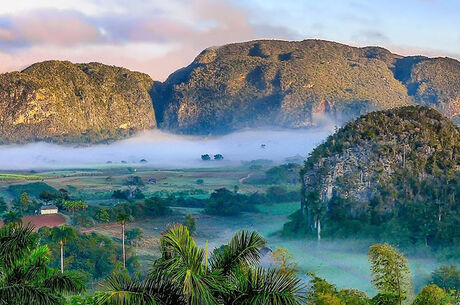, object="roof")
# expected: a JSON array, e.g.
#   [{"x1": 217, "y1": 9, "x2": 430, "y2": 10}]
[{"x1": 41, "y1": 205, "x2": 58, "y2": 210}]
